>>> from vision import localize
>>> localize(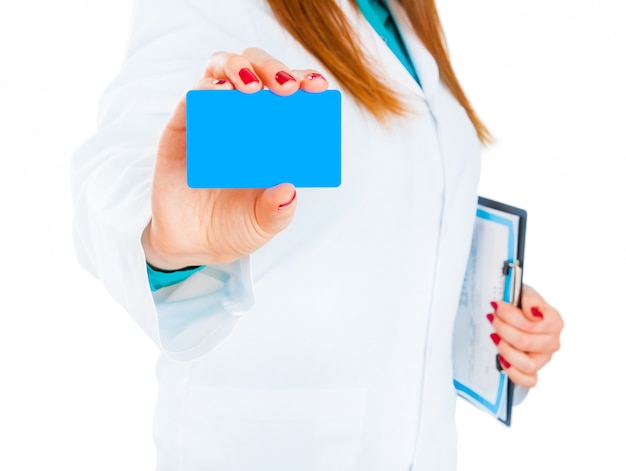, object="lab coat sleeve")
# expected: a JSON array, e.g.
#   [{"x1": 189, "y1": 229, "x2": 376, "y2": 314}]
[
  {"x1": 513, "y1": 385, "x2": 529, "y2": 406},
  {"x1": 70, "y1": 0, "x2": 262, "y2": 361}
]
